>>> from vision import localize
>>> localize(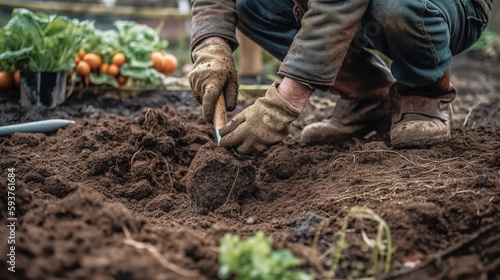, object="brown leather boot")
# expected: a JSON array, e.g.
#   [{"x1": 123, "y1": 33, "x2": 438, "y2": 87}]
[
  {"x1": 390, "y1": 70, "x2": 456, "y2": 148},
  {"x1": 301, "y1": 49, "x2": 395, "y2": 145}
]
